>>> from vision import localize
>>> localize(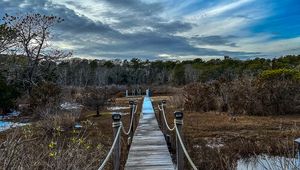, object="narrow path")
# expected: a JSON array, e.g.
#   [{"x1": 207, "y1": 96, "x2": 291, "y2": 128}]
[{"x1": 125, "y1": 97, "x2": 174, "y2": 170}]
